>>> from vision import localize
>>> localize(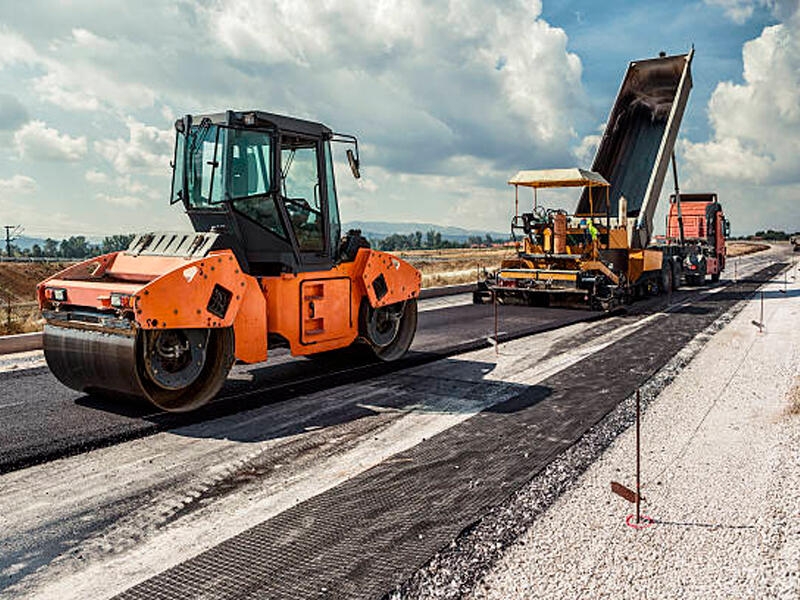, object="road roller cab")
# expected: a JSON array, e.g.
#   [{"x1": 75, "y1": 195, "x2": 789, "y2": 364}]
[{"x1": 38, "y1": 110, "x2": 421, "y2": 412}]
